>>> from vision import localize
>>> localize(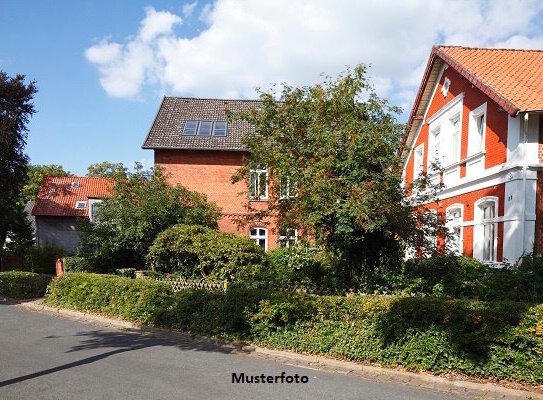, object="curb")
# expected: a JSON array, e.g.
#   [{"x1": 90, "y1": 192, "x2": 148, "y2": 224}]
[{"x1": 10, "y1": 298, "x2": 543, "y2": 400}]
